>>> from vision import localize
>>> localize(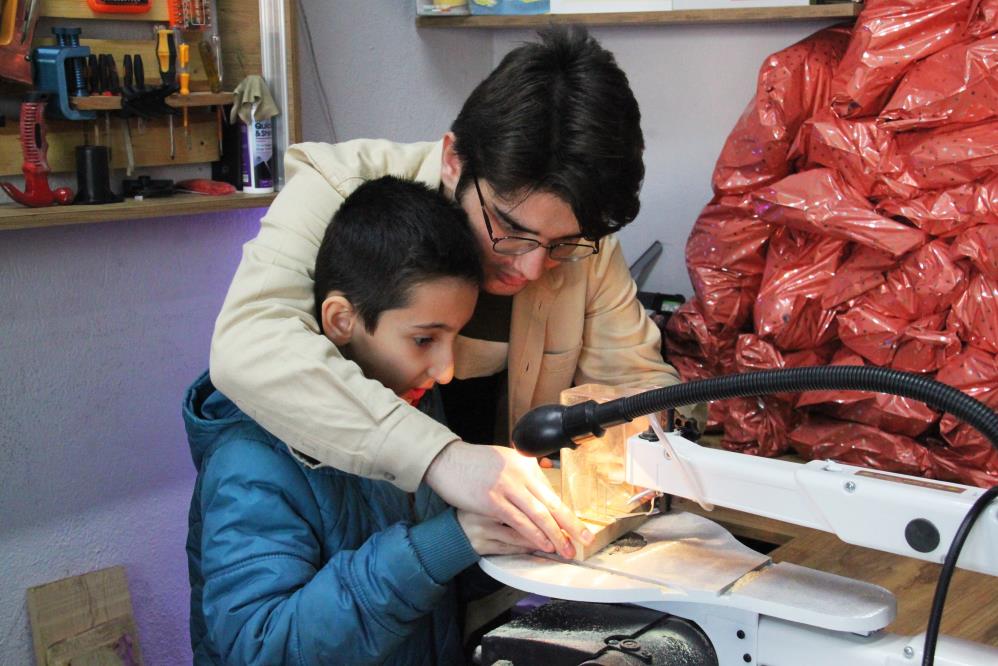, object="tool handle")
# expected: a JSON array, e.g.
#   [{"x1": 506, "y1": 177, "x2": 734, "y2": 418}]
[
  {"x1": 156, "y1": 29, "x2": 177, "y2": 84},
  {"x1": 134, "y1": 53, "x2": 145, "y2": 90},
  {"x1": 122, "y1": 54, "x2": 134, "y2": 93},
  {"x1": 179, "y1": 43, "x2": 190, "y2": 95}
]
